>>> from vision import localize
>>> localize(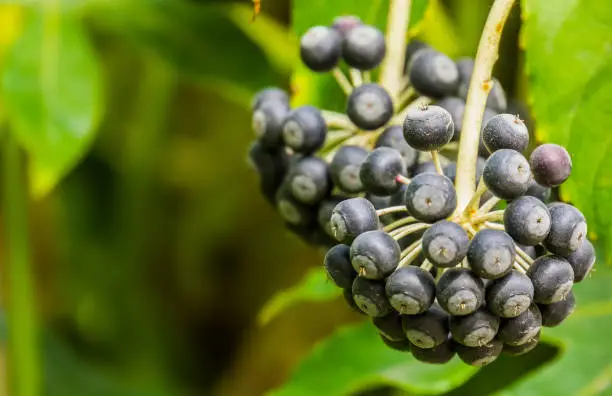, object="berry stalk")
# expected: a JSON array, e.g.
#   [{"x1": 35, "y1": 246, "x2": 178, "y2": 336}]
[
  {"x1": 454, "y1": 0, "x2": 516, "y2": 214},
  {"x1": 379, "y1": 0, "x2": 411, "y2": 100}
]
